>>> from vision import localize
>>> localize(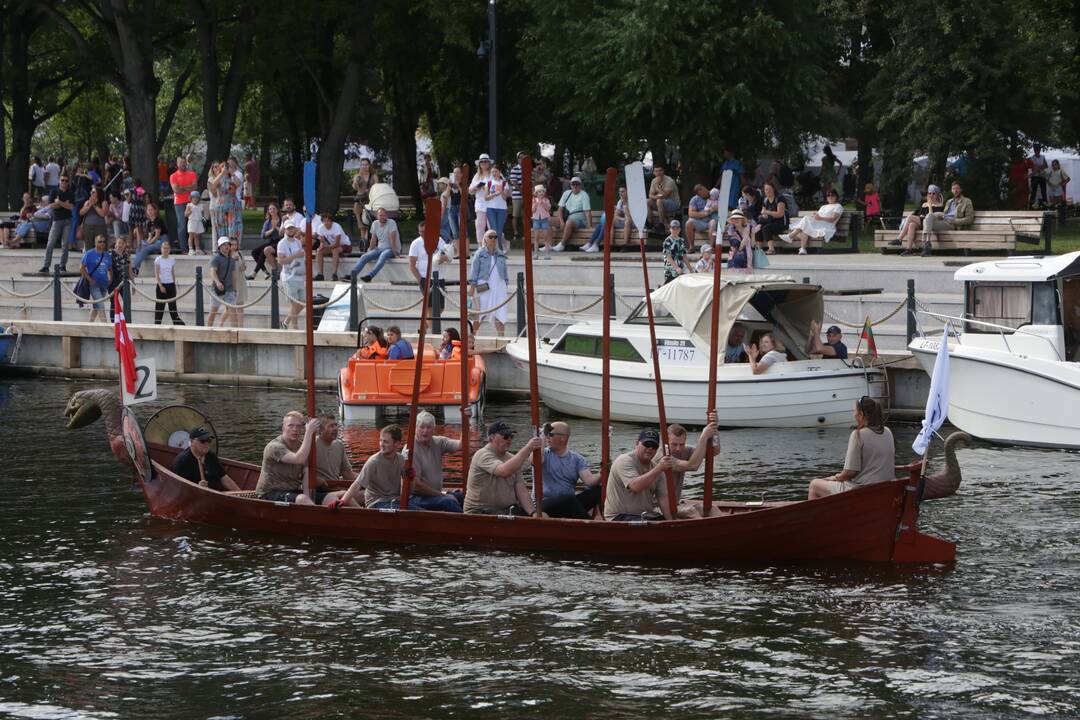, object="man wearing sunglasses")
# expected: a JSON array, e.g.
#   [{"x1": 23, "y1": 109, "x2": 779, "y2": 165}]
[
  {"x1": 604, "y1": 428, "x2": 675, "y2": 521},
  {"x1": 39, "y1": 175, "x2": 75, "y2": 274},
  {"x1": 170, "y1": 426, "x2": 241, "y2": 491},
  {"x1": 463, "y1": 420, "x2": 543, "y2": 515}
]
